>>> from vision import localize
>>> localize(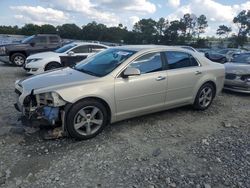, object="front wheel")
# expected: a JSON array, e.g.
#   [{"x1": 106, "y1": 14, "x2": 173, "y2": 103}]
[
  {"x1": 45, "y1": 62, "x2": 61, "y2": 71},
  {"x1": 66, "y1": 99, "x2": 108, "y2": 140},
  {"x1": 193, "y1": 83, "x2": 215, "y2": 110},
  {"x1": 11, "y1": 53, "x2": 26, "y2": 66}
]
